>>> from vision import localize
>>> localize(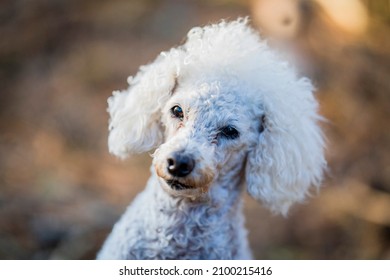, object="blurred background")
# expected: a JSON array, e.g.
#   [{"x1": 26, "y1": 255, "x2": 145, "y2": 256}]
[{"x1": 0, "y1": 0, "x2": 389, "y2": 259}]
